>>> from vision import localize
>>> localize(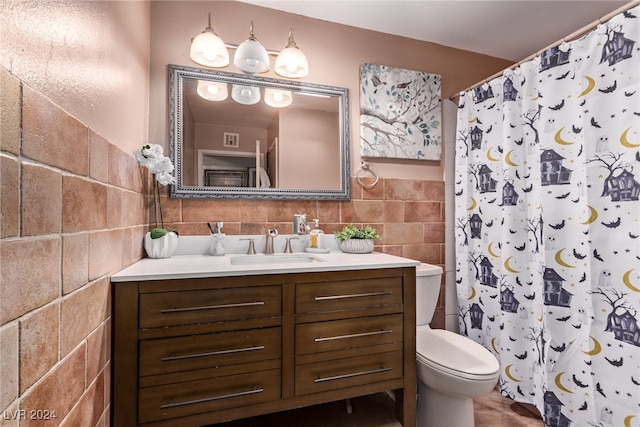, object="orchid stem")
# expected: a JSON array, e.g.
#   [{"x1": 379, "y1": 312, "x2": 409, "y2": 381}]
[{"x1": 152, "y1": 176, "x2": 162, "y2": 229}]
